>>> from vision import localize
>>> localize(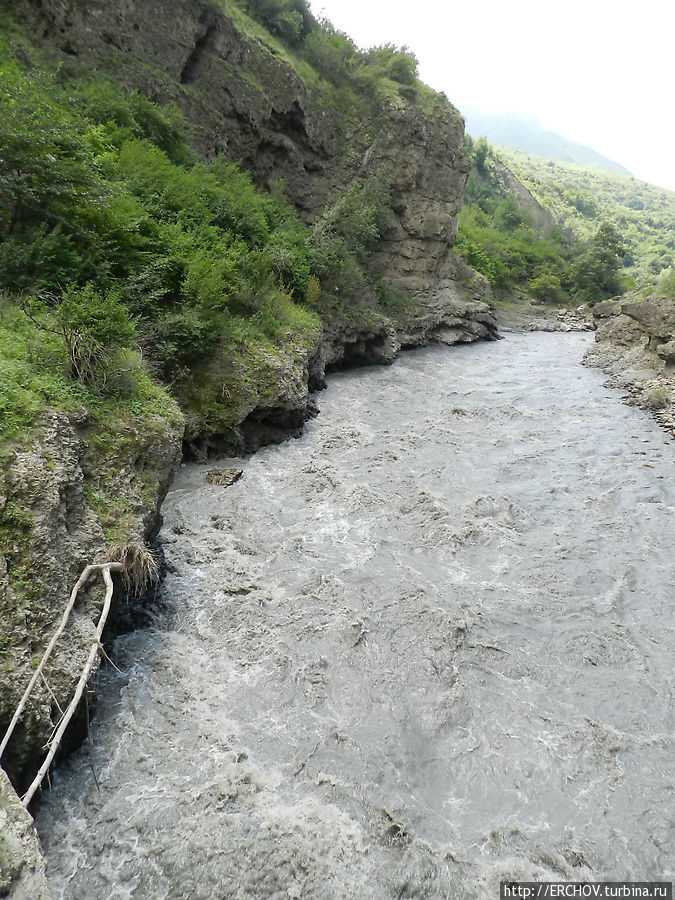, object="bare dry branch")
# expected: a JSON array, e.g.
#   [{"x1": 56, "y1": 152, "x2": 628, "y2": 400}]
[{"x1": 0, "y1": 542, "x2": 158, "y2": 805}]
